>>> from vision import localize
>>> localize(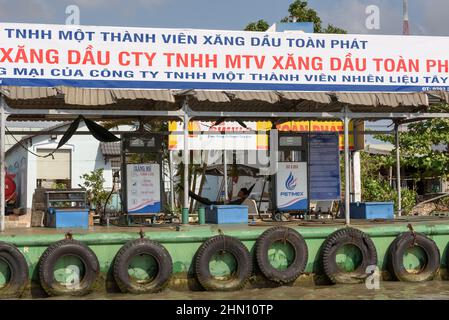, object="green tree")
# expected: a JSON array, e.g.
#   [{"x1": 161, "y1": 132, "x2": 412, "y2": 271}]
[
  {"x1": 280, "y1": 0, "x2": 322, "y2": 32},
  {"x1": 244, "y1": 20, "x2": 270, "y2": 32},
  {"x1": 244, "y1": 0, "x2": 346, "y2": 34},
  {"x1": 359, "y1": 152, "x2": 417, "y2": 214},
  {"x1": 375, "y1": 103, "x2": 449, "y2": 180},
  {"x1": 323, "y1": 24, "x2": 347, "y2": 34},
  {"x1": 79, "y1": 168, "x2": 109, "y2": 214}
]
